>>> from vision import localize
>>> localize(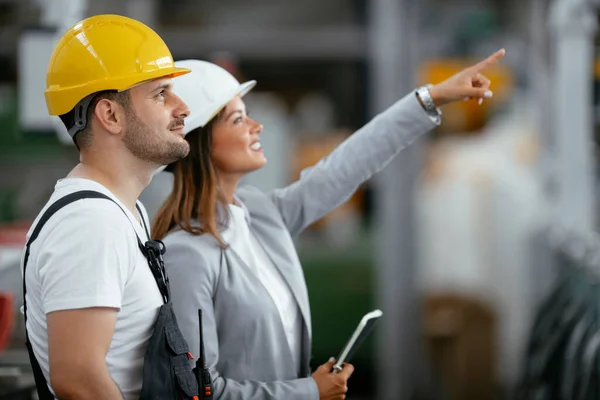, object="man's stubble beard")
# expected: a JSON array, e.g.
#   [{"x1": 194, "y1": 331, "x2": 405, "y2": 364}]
[{"x1": 122, "y1": 110, "x2": 190, "y2": 166}]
